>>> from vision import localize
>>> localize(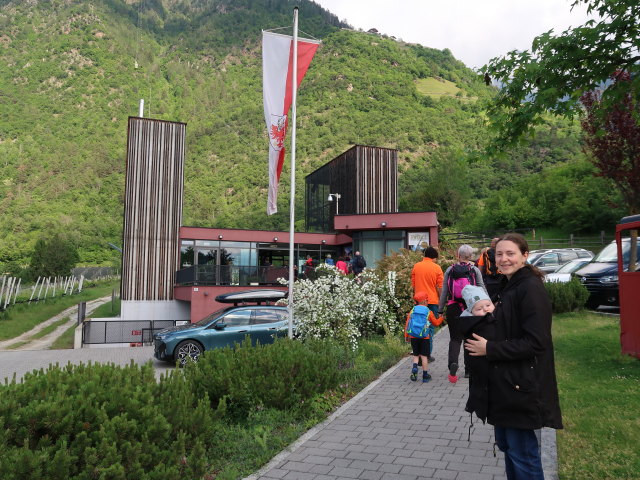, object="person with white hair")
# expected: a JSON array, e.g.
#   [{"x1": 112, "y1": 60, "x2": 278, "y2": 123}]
[{"x1": 438, "y1": 244, "x2": 487, "y2": 383}]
